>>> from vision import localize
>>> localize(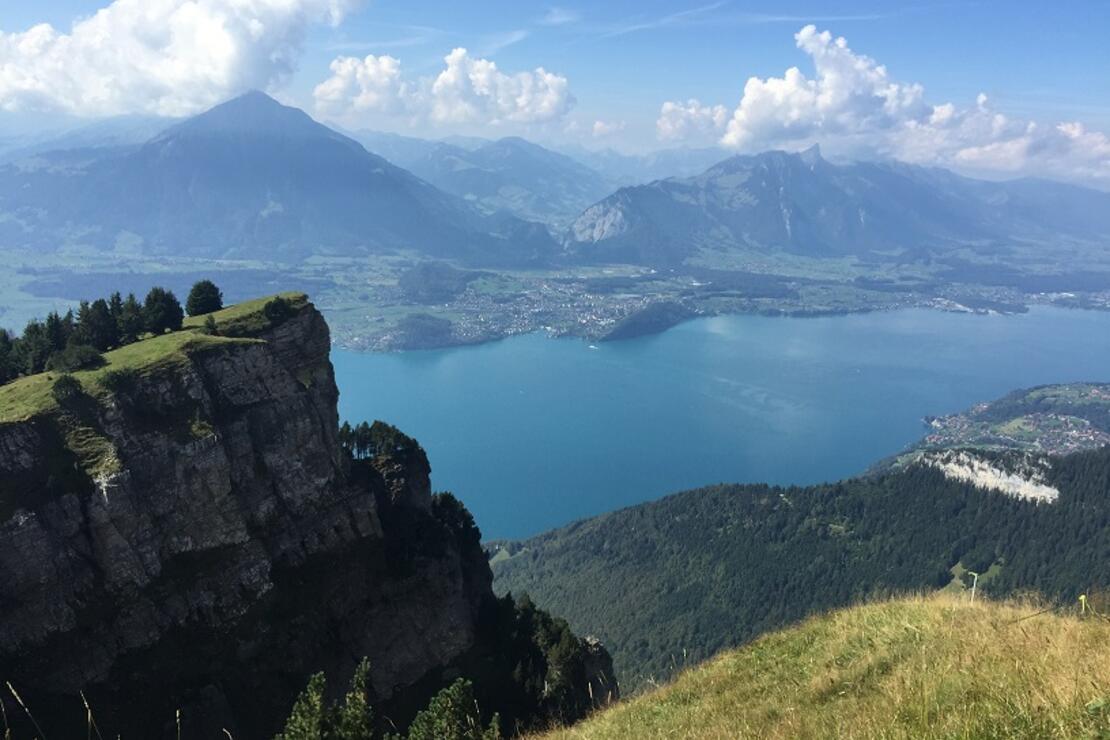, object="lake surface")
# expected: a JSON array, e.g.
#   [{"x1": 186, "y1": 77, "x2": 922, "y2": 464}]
[{"x1": 333, "y1": 307, "x2": 1110, "y2": 539}]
